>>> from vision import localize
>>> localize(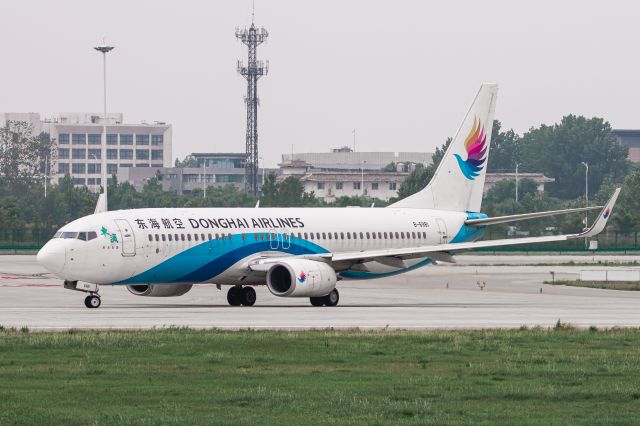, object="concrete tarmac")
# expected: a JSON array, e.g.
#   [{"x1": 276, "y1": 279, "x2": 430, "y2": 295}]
[{"x1": 1, "y1": 254, "x2": 639, "y2": 330}]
